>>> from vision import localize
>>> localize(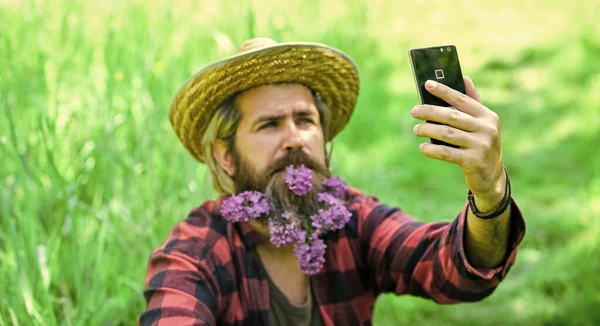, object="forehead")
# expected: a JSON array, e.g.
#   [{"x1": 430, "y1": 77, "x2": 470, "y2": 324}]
[{"x1": 235, "y1": 84, "x2": 318, "y2": 119}]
